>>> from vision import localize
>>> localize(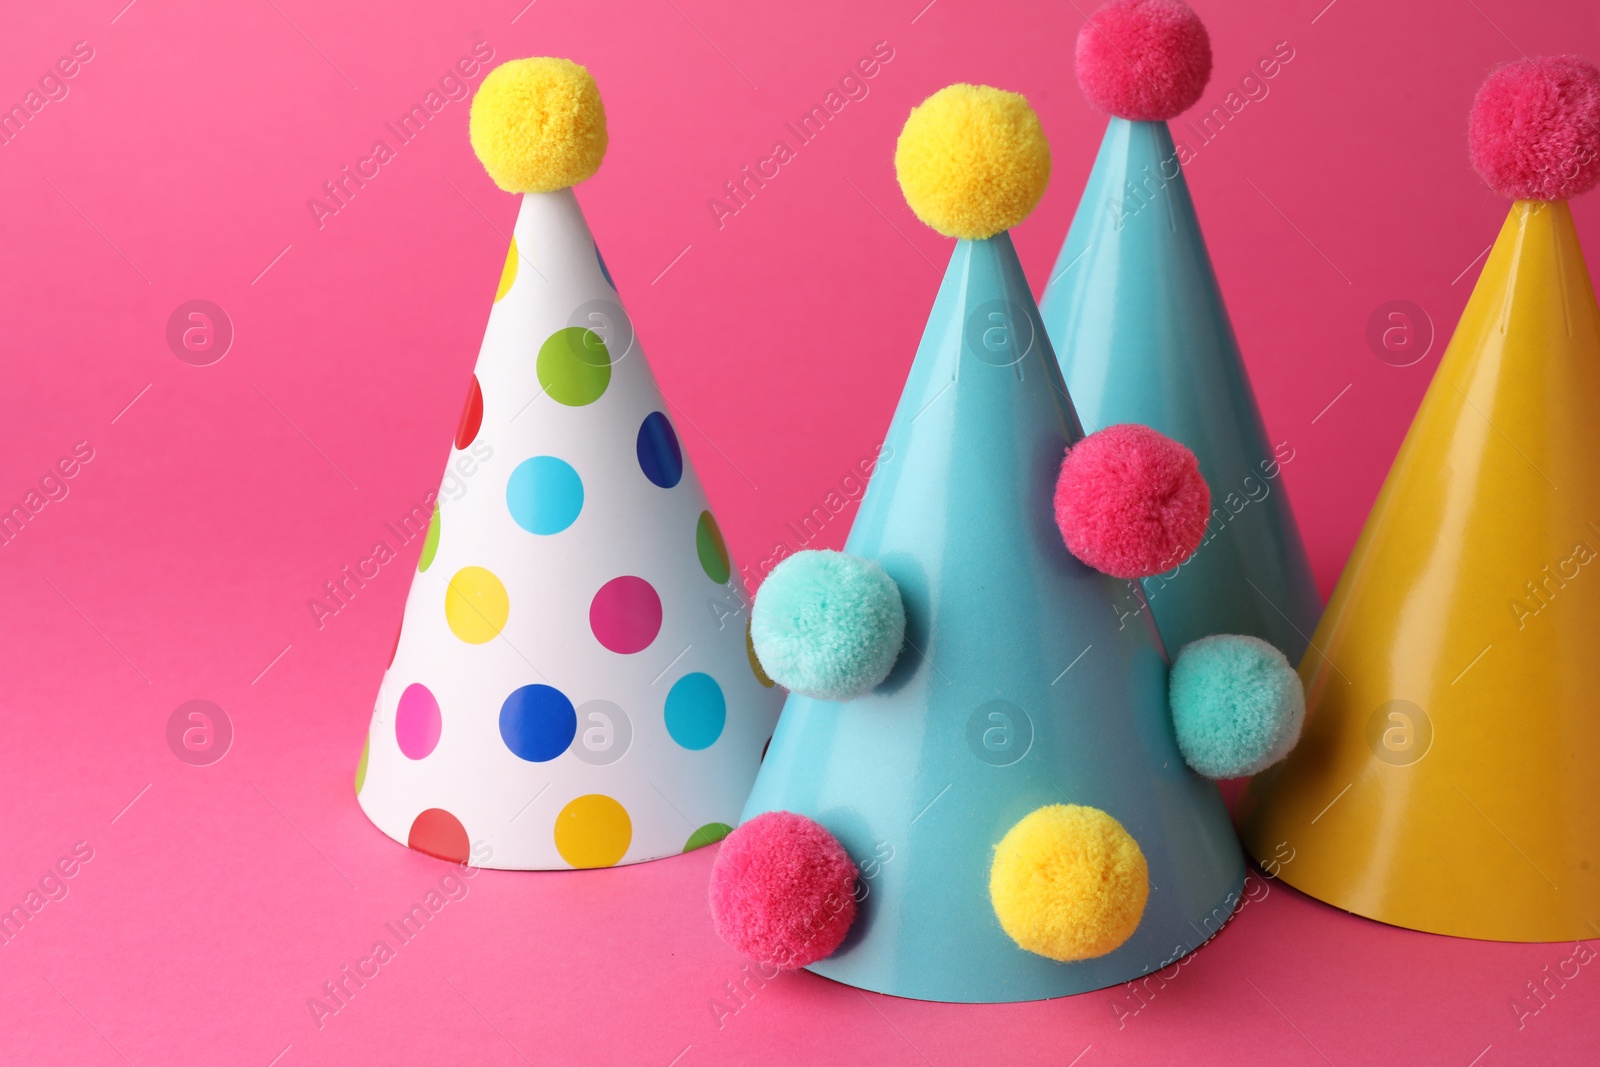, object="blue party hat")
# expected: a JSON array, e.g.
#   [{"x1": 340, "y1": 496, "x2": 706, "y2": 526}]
[
  {"x1": 1040, "y1": 3, "x2": 1319, "y2": 660},
  {"x1": 719, "y1": 84, "x2": 1262, "y2": 1004}
]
